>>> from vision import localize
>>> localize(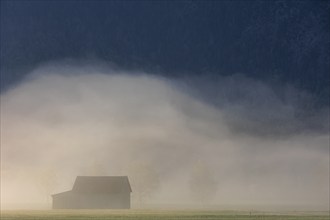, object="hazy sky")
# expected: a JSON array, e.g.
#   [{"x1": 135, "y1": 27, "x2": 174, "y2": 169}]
[{"x1": 0, "y1": 0, "x2": 329, "y2": 210}]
